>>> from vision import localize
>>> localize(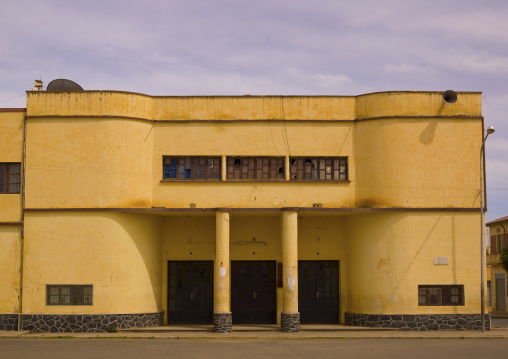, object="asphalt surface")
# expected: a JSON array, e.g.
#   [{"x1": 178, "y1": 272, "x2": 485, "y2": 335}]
[{"x1": 0, "y1": 338, "x2": 504, "y2": 359}]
